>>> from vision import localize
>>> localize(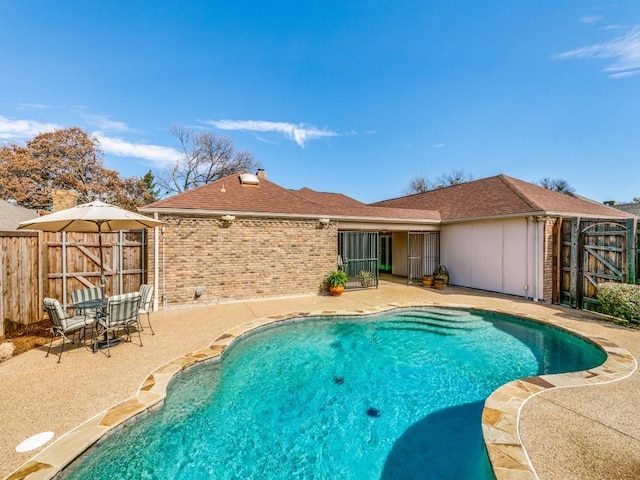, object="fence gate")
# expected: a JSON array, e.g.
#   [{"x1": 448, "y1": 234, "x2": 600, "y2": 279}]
[
  {"x1": 407, "y1": 232, "x2": 440, "y2": 284},
  {"x1": 559, "y1": 217, "x2": 637, "y2": 311},
  {"x1": 338, "y1": 231, "x2": 379, "y2": 289}
]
